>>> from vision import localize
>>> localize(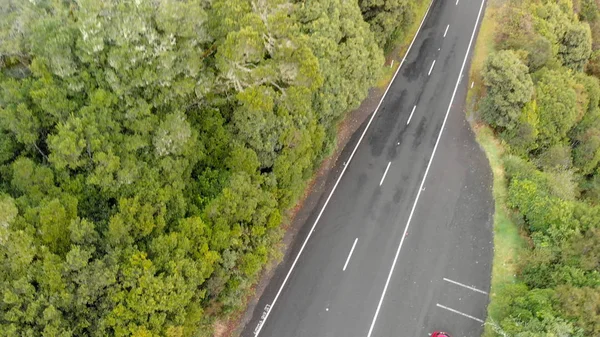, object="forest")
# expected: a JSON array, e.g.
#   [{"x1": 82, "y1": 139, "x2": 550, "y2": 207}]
[
  {"x1": 0, "y1": 0, "x2": 422, "y2": 335},
  {"x1": 478, "y1": 0, "x2": 600, "y2": 335}
]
